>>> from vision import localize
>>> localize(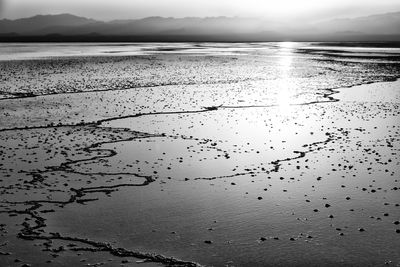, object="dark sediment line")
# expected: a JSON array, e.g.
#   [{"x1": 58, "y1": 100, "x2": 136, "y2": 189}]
[
  {"x1": 1, "y1": 201, "x2": 201, "y2": 267},
  {"x1": 0, "y1": 124, "x2": 203, "y2": 265},
  {"x1": 0, "y1": 91, "x2": 38, "y2": 99},
  {"x1": 0, "y1": 95, "x2": 329, "y2": 133},
  {"x1": 0, "y1": 76, "x2": 259, "y2": 102},
  {"x1": 0, "y1": 172, "x2": 201, "y2": 265},
  {"x1": 270, "y1": 133, "x2": 335, "y2": 173},
  {"x1": 193, "y1": 132, "x2": 337, "y2": 181},
  {"x1": 194, "y1": 172, "x2": 253, "y2": 181},
  {"x1": 18, "y1": 232, "x2": 201, "y2": 267},
  {"x1": 220, "y1": 85, "x2": 342, "y2": 110},
  {"x1": 0, "y1": 109, "x2": 213, "y2": 132},
  {"x1": 1, "y1": 77, "x2": 399, "y2": 133},
  {"x1": 9, "y1": 128, "x2": 158, "y2": 189}
]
